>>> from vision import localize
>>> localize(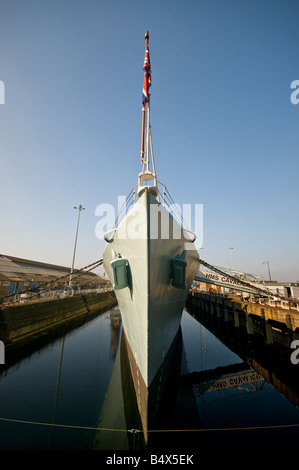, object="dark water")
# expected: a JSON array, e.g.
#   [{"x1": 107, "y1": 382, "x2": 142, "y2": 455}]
[{"x1": 0, "y1": 304, "x2": 299, "y2": 453}]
